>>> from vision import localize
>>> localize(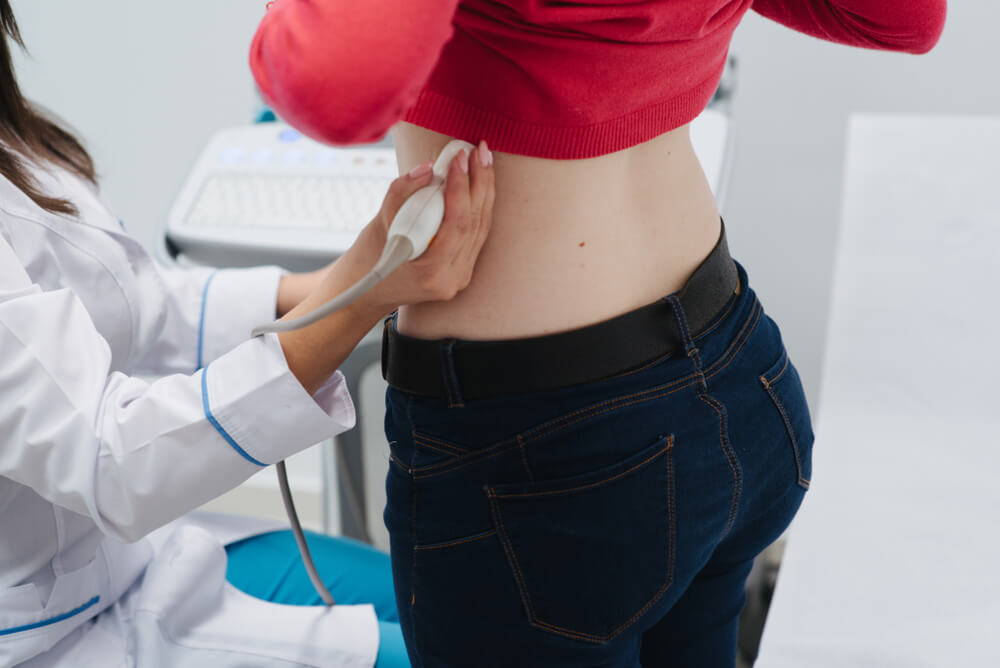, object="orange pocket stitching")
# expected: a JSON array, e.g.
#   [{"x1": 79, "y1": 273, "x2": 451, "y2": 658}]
[
  {"x1": 414, "y1": 439, "x2": 462, "y2": 459},
  {"x1": 764, "y1": 384, "x2": 811, "y2": 490},
  {"x1": 699, "y1": 393, "x2": 743, "y2": 536},
  {"x1": 414, "y1": 433, "x2": 468, "y2": 455},
  {"x1": 414, "y1": 529, "x2": 497, "y2": 552},
  {"x1": 491, "y1": 438, "x2": 673, "y2": 500}
]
